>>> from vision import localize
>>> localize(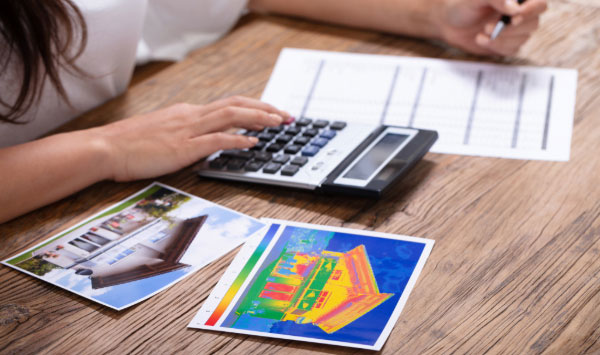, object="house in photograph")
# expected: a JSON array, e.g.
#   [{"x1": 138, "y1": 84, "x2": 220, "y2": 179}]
[
  {"x1": 234, "y1": 245, "x2": 393, "y2": 333},
  {"x1": 31, "y1": 208, "x2": 154, "y2": 269},
  {"x1": 24, "y1": 207, "x2": 207, "y2": 288},
  {"x1": 88, "y1": 215, "x2": 207, "y2": 288}
]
